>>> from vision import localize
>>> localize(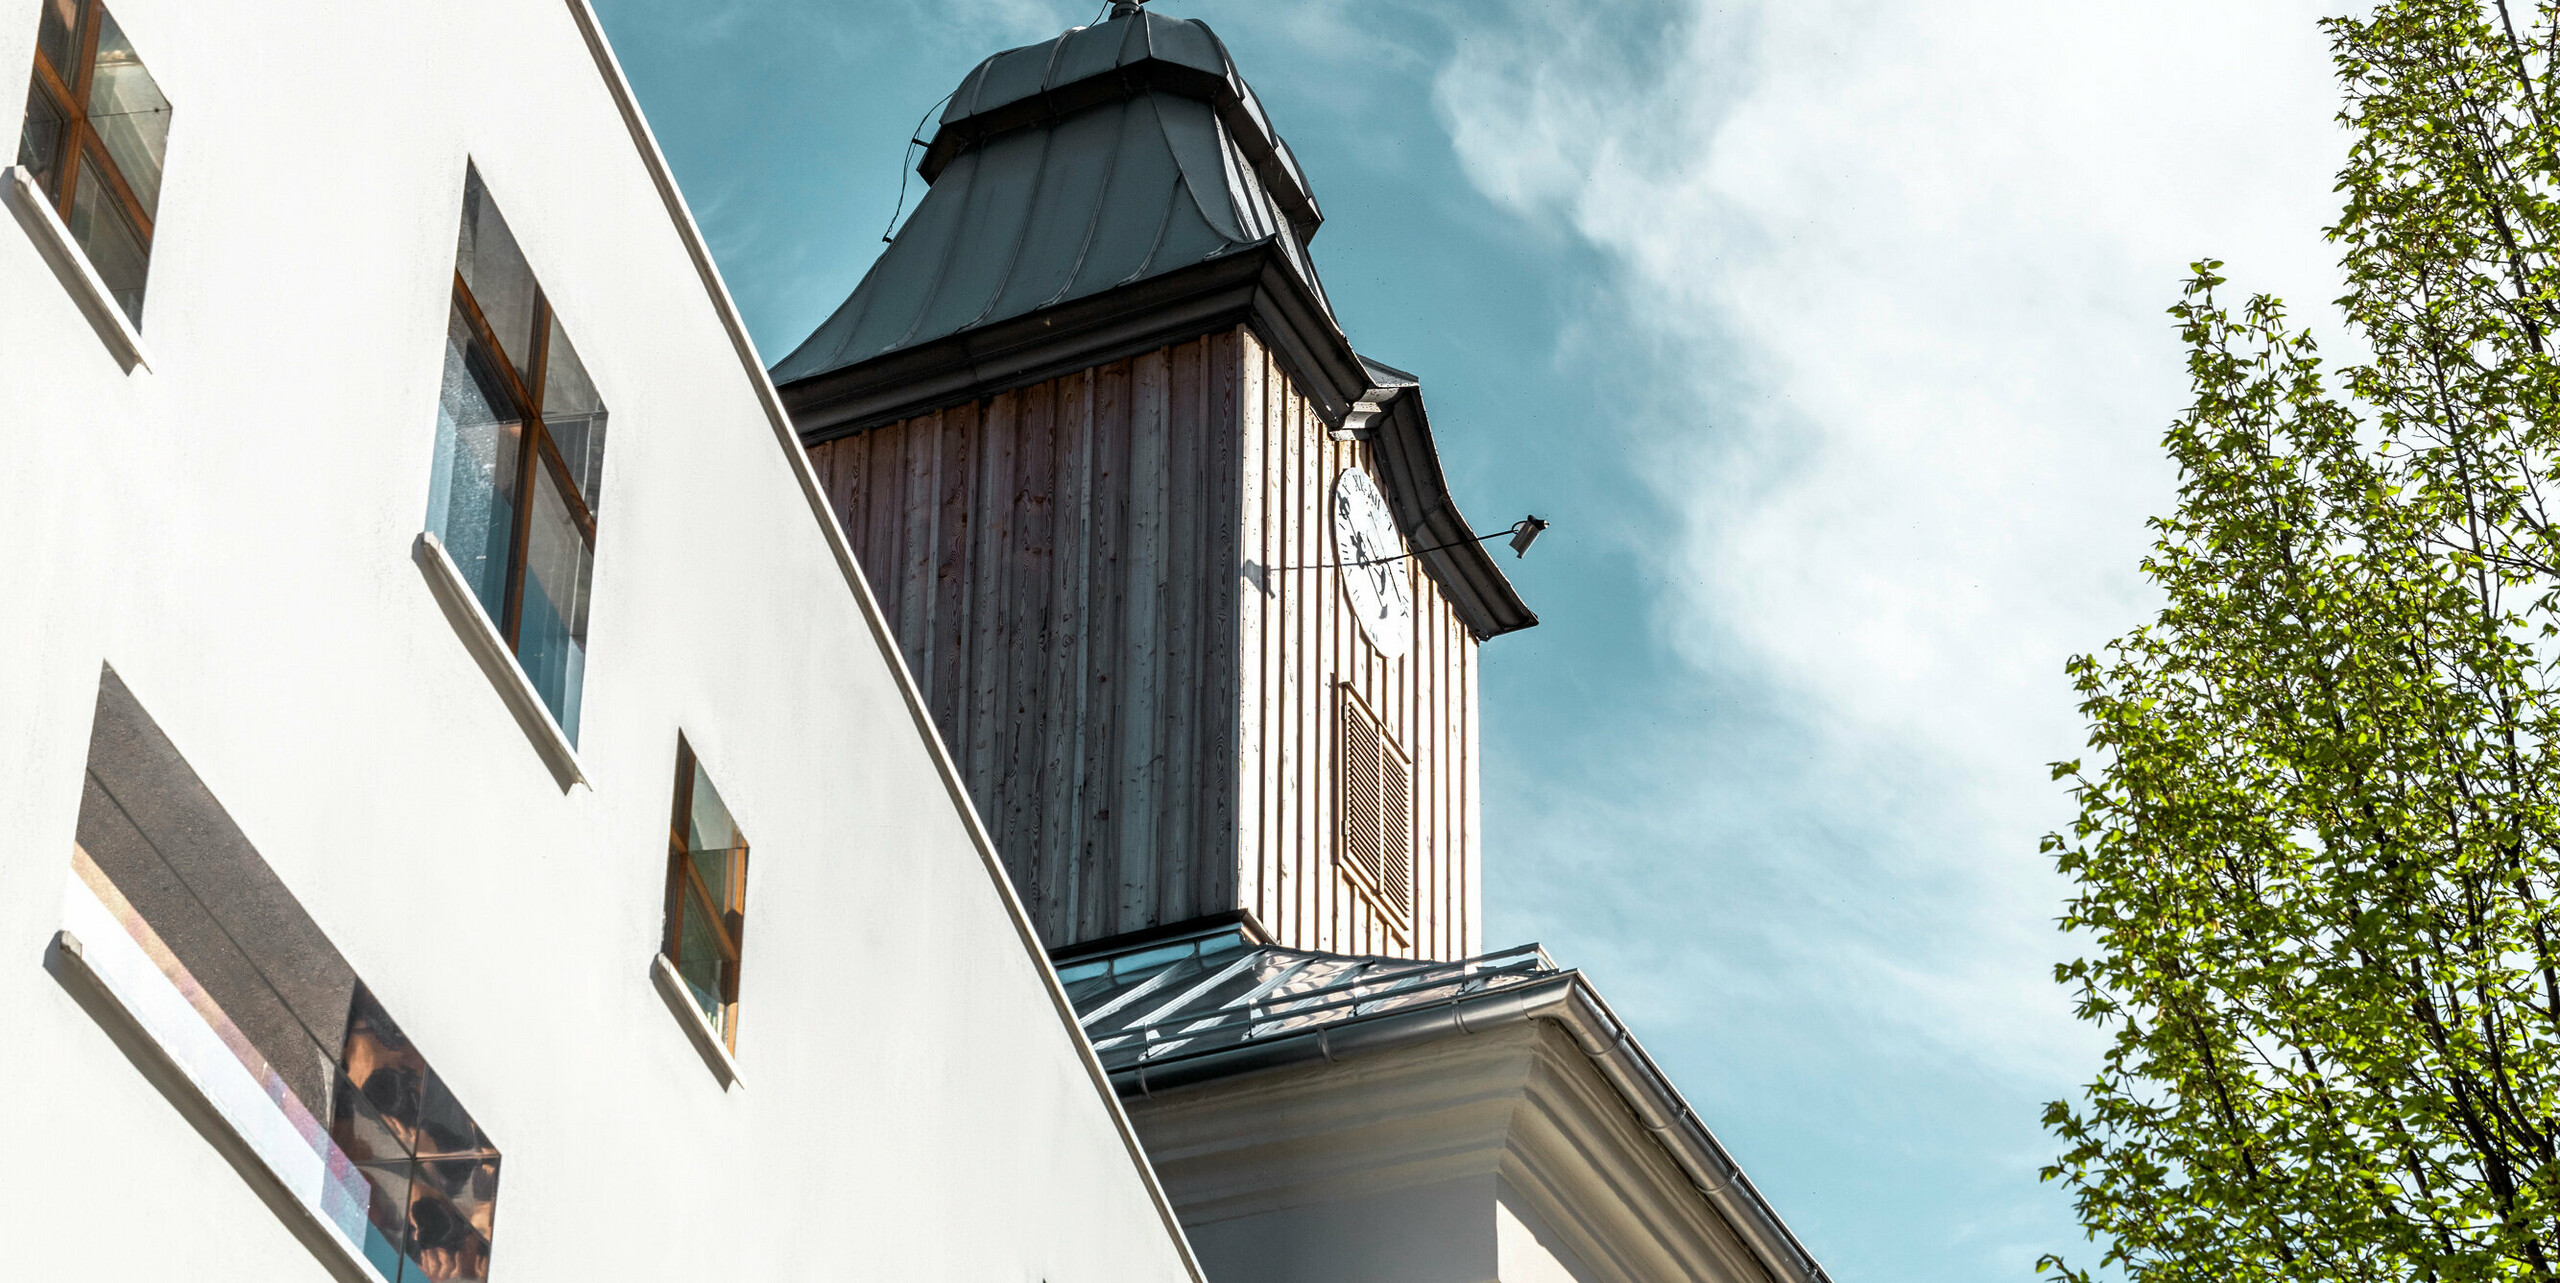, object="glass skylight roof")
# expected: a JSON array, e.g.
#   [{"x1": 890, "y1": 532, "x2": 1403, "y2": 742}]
[{"x1": 1058, "y1": 927, "x2": 1559, "y2": 1075}]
